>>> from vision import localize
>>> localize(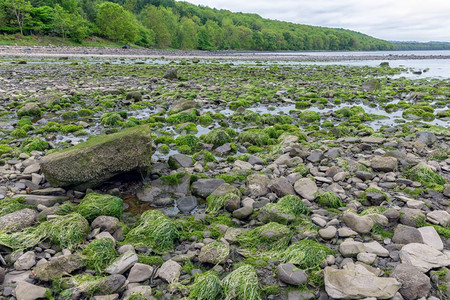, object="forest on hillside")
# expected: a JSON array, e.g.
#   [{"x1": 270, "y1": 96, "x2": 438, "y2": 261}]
[{"x1": 0, "y1": 0, "x2": 396, "y2": 50}]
